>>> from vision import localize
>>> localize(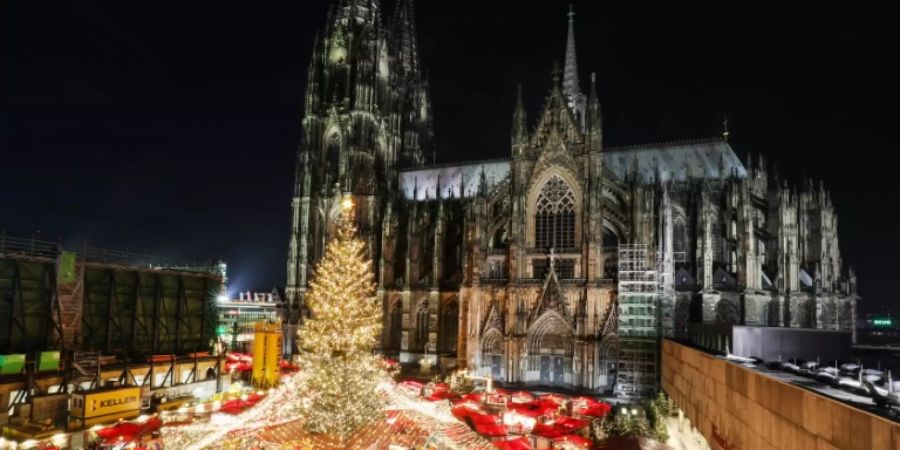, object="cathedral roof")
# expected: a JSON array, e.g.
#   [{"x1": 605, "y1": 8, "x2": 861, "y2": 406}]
[
  {"x1": 399, "y1": 139, "x2": 747, "y2": 200},
  {"x1": 400, "y1": 159, "x2": 510, "y2": 201},
  {"x1": 604, "y1": 138, "x2": 747, "y2": 183}
]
